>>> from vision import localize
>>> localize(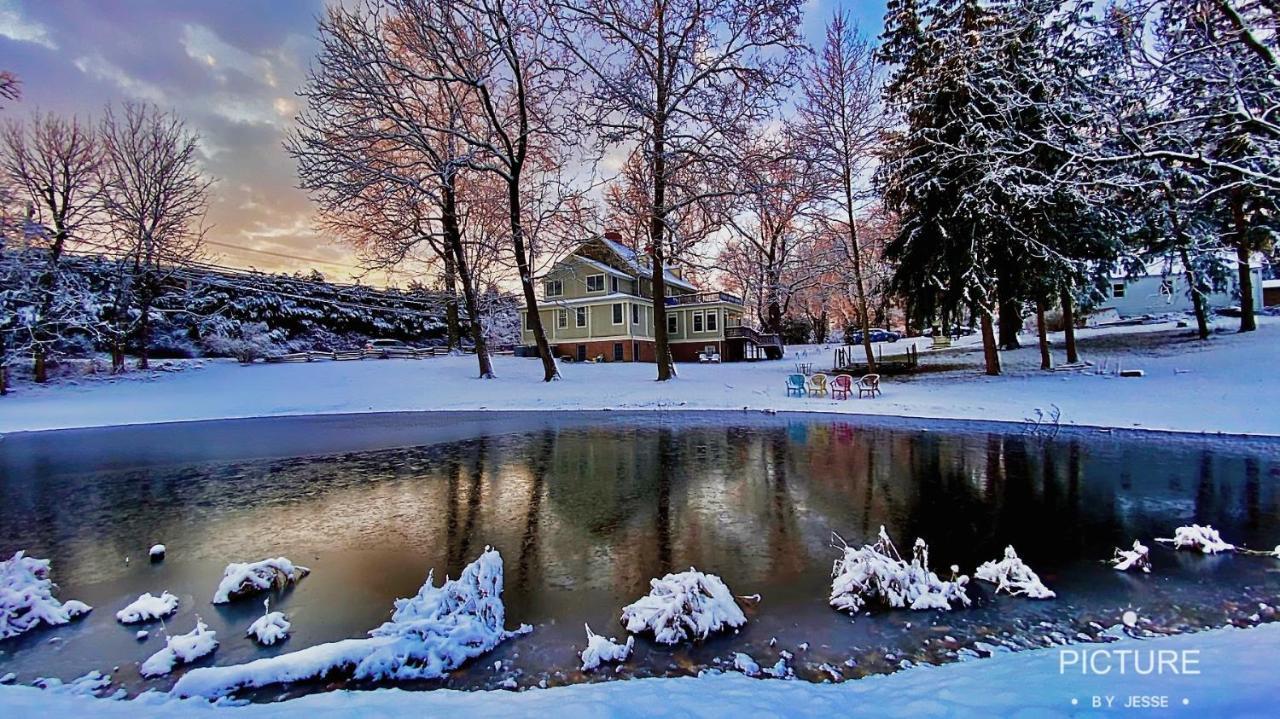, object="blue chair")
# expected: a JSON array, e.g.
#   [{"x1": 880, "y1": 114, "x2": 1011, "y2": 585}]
[{"x1": 786, "y1": 374, "x2": 807, "y2": 397}]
